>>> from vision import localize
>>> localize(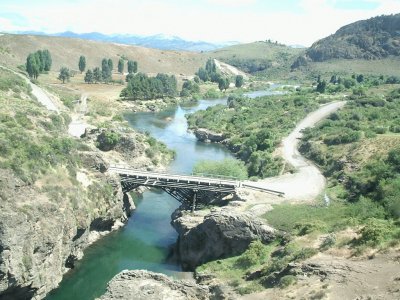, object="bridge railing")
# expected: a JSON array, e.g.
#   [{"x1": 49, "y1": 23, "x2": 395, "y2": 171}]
[
  {"x1": 108, "y1": 164, "x2": 241, "y2": 186},
  {"x1": 190, "y1": 172, "x2": 239, "y2": 181}
]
